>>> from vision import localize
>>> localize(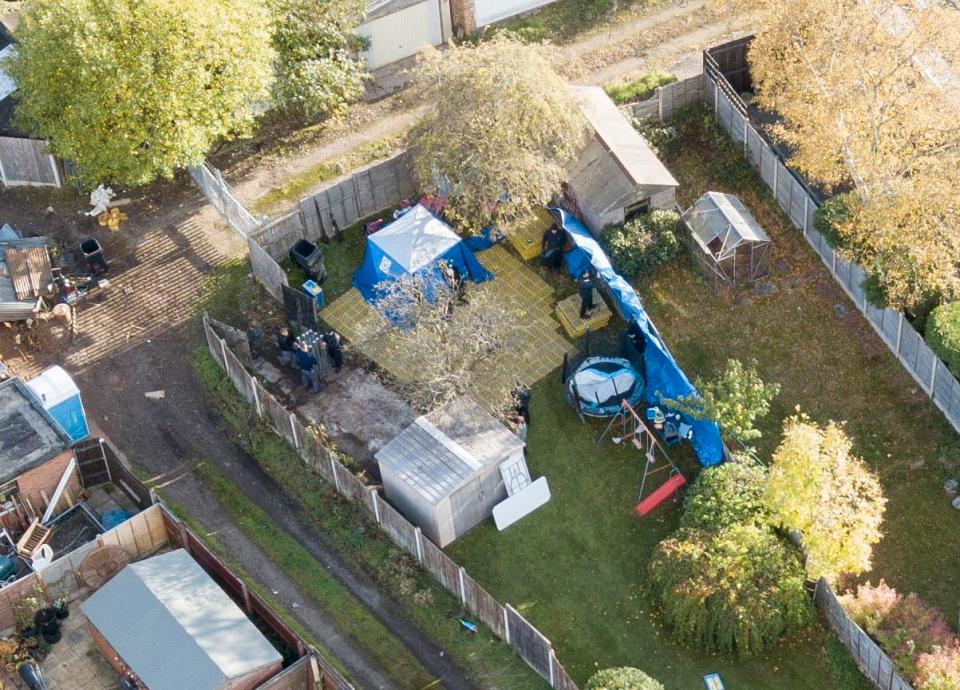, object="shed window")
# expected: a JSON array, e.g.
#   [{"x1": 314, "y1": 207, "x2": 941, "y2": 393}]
[{"x1": 624, "y1": 198, "x2": 651, "y2": 222}]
